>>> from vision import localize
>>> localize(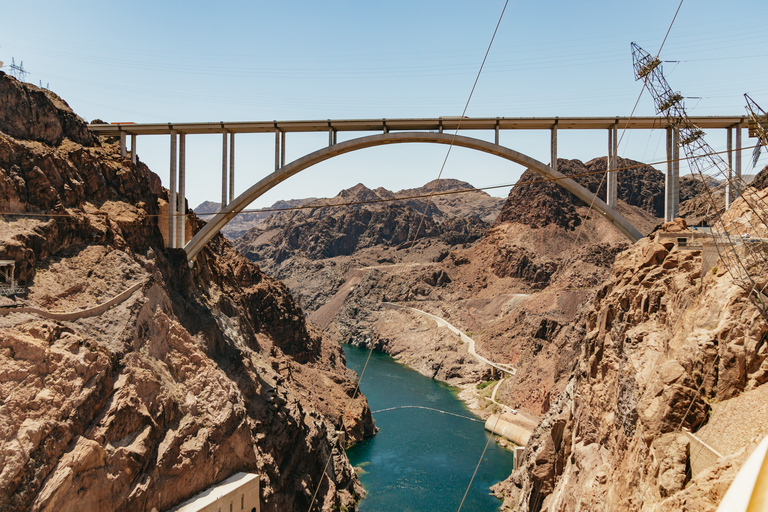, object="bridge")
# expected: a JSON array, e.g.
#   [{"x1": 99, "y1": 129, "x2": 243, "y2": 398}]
[{"x1": 89, "y1": 115, "x2": 749, "y2": 265}]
